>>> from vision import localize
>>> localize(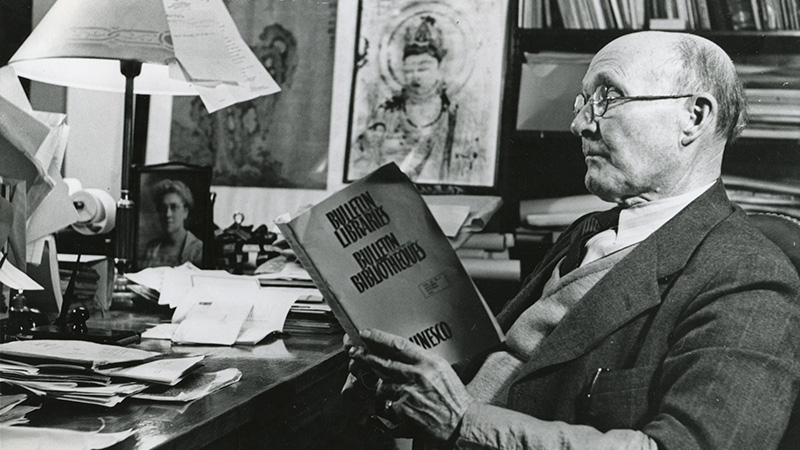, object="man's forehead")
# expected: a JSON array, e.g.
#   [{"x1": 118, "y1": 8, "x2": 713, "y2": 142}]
[{"x1": 585, "y1": 35, "x2": 678, "y2": 87}]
